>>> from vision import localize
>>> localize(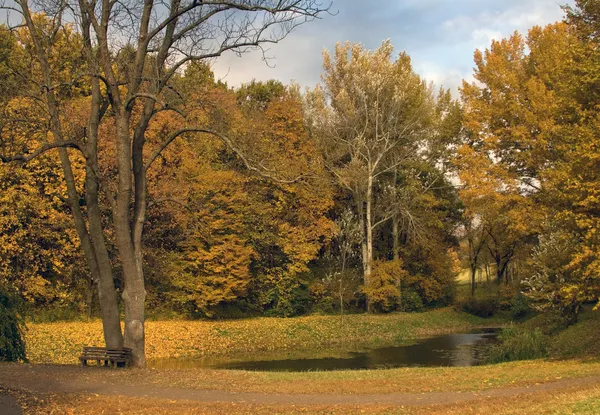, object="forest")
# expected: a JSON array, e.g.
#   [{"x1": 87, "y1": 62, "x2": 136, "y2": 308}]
[{"x1": 0, "y1": 0, "x2": 600, "y2": 376}]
